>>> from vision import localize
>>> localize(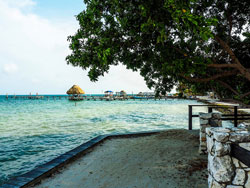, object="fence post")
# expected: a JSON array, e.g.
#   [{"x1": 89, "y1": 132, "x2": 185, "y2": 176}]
[
  {"x1": 208, "y1": 107, "x2": 213, "y2": 113},
  {"x1": 234, "y1": 106, "x2": 238, "y2": 127},
  {"x1": 188, "y1": 105, "x2": 192, "y2": 130}
]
